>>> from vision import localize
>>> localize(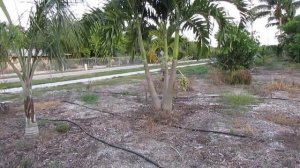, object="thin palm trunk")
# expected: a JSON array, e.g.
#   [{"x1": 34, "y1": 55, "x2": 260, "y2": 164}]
[
  {"x1": 23, "y1": 80, "x2": 39, "y2": 136},
  {"x1": 162, "y1": 29, "x2": 180, "y2": 112},
  {"x1": 161, "y1": 26, "x2": 169, "y2": 109},
  {"x1": 137, "y1": 25, "x2": 161, "y2": 110},
  {"x1": 8, "y1": 59, "x2": 39, "y2": 136}
]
